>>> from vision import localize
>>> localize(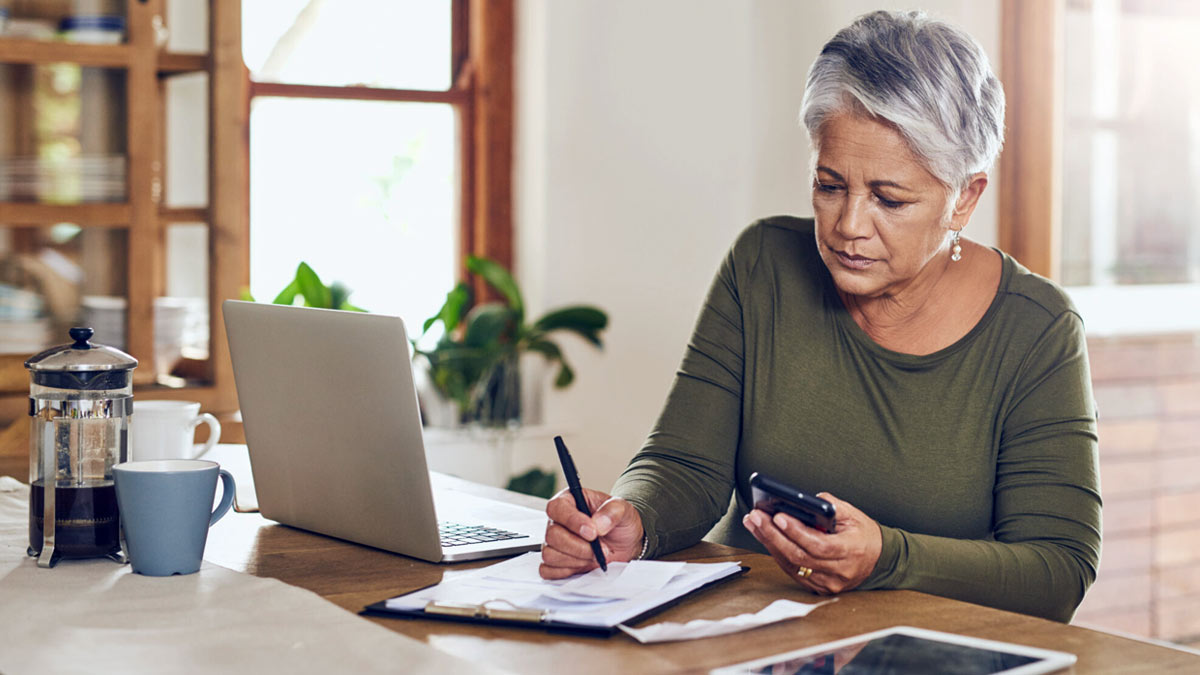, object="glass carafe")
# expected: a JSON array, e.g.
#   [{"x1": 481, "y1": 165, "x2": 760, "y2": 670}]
[{"x1": 25, "y1": 326, "x2": 136, "y2": 567}]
